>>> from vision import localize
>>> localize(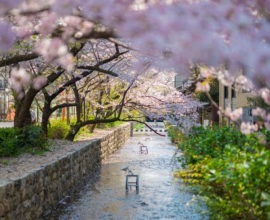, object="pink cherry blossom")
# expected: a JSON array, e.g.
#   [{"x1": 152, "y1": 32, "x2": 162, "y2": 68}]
[
  {"x1": 0, "y1": 0, "x2": 270, "y2": 133},
  {"x1": 35, "y1": 38, "x2": 62, "y2": 62},
  {"x1": 35, "y1": 38, "x2": 74, "y2": 70},
  {"x1": 32, "y1": 76, "x2": 48, "y2": 90},
  {"x1": 9, "y1": 68, "x2": 31, "y2": 98},
  {"x1": 252, "y1": 107, "x2": 267, "y2": 119},
  {"x1": 37, "y1": 13, "x2": 58, "y2": 36},
  {"x1": 10, "y1": 68, "x2": 31, "y2": 87},
  {"x1": 264, "y1": 113, "x2": 270, "y2": 130},
  {"x1": 57, "y1": 53, "x2": 74, "y2": 72},
  {"x1": 196, "y1": 82, "x2": 210, "y2": 93},
  {"x1": 0, "y1": 22, "x2": 16, "y2": 53},
  {"x1": 234, "y1": 75, "x2": 254, "y2": 92},
  {"x1": 260, "y1": 88, "x2": 270, "y2": 105},
  {"x1": 52, "y1": 0, "x2": 80, "y2": 16},
  {"x1": 229, "y1": 108, "x2": 243, "y2": 122},
  {"x1": 0, "y1": 0, "x2": 23, "y2": 15},
  {"x1": 240, "y1": 122, "x2": 258, "y2": 135},
  {"x1": 200, "y1": 67, "x2": 215, "y2": 78}
]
